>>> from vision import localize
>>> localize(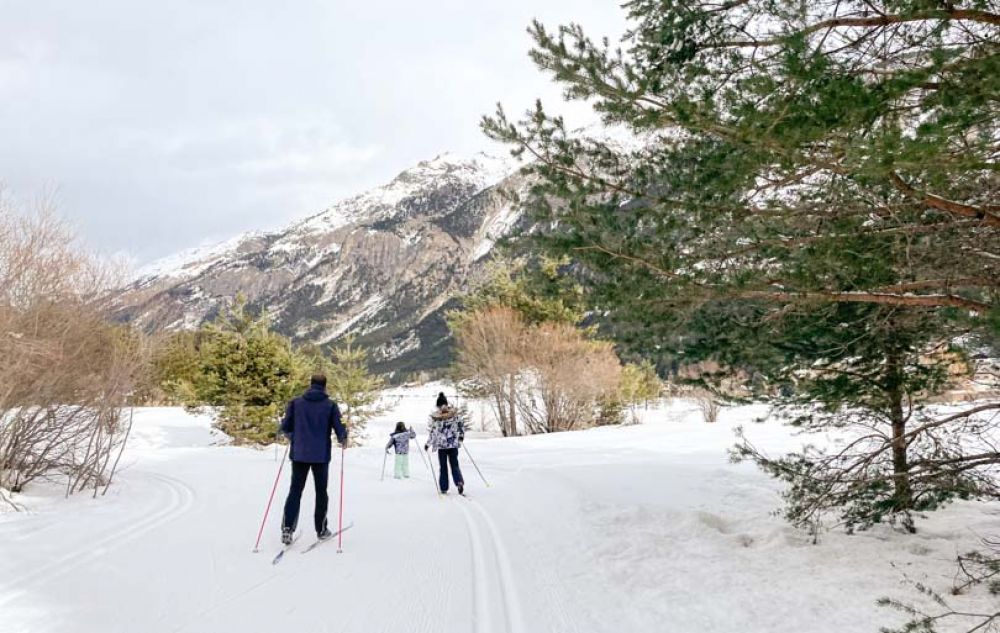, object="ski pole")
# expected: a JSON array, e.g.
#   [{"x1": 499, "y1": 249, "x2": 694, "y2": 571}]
[
  {"x1": 253, "y1": 443, "x2": 289, "y2": 552},
  {"x1": 415, "y1": 439, "x2": 438, "y2": 493},
  {"x1": 461, "y1": 443, "x2": 490, "y2": 488},
  {"x1": 337, "y1": 444, "x2": 346, "y2": 553},
  {"x1": 380, "y1": 449, "x2": 388, "y2": 482},
  {"x1": 416, "y1": 440, "x2": 430, "y2": 474},
  {"x1": 426, "y1": 446, "x2": 443, "y2": 497}
]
